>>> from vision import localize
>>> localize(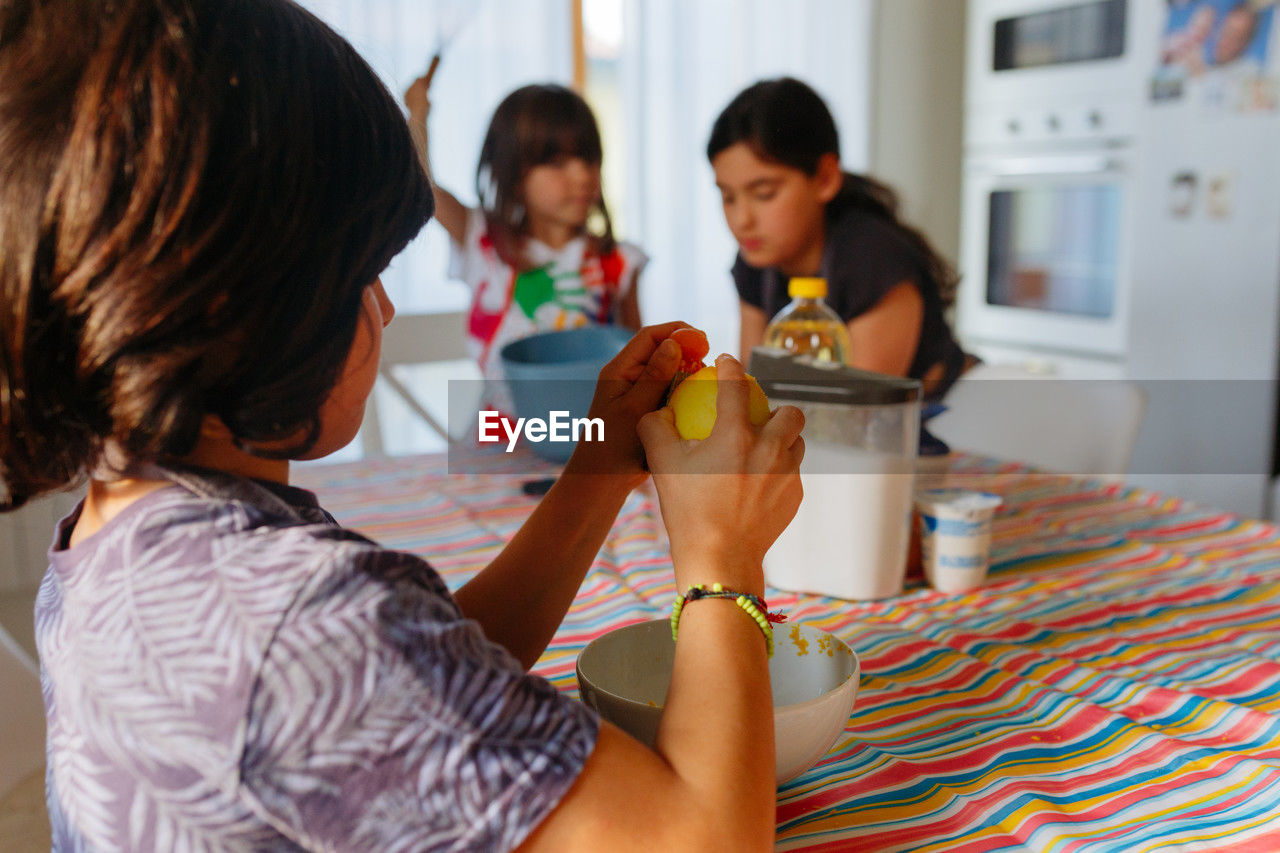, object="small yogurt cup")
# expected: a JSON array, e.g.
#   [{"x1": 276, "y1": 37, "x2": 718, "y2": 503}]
[{"x1": 914, "y1": 488, "x2": 1002, "y2": 593}]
